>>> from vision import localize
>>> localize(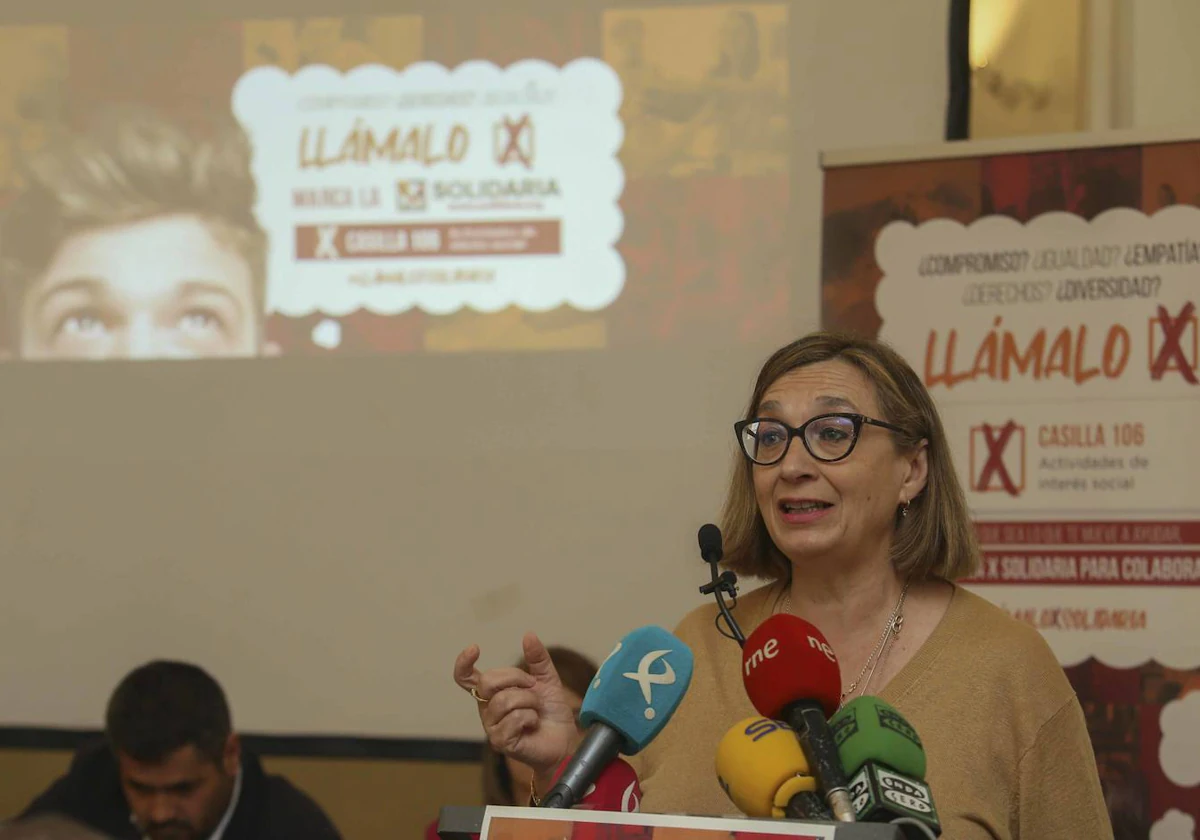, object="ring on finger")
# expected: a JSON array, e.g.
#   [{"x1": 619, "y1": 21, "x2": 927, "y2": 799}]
[{"x1": 470, "y1": 687, "x2": 488, "y2": 704}]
